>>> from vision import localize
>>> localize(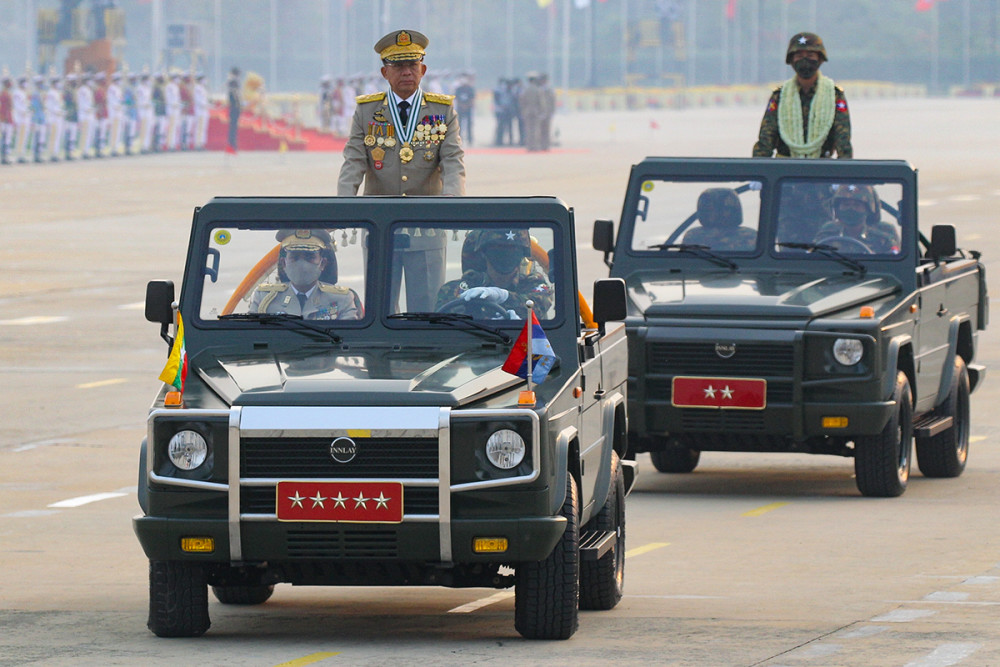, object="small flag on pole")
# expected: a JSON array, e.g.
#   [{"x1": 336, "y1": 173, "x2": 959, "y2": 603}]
[
  {"x1": 502, "y1": 311, "x2": 557, "y2": 384},
  {"x1": 158, "y1": 312, "x2": 187, "y2": 392}
]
